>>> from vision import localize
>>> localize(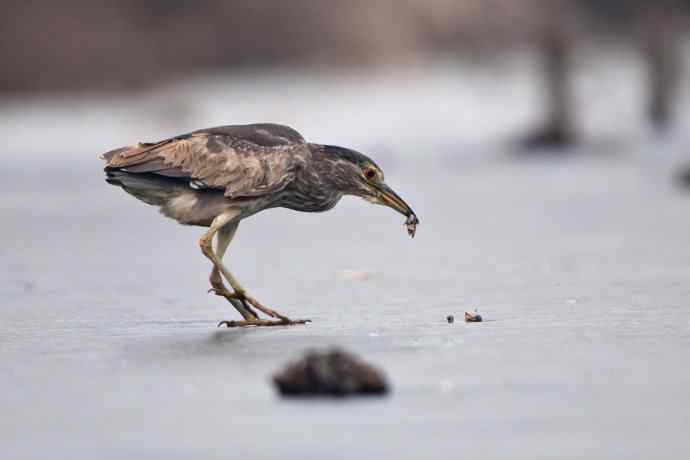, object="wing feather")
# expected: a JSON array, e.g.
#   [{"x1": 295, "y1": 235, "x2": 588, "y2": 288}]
[{"x1": 101, "y1": 124, "x2": 309, "y2": 199}]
